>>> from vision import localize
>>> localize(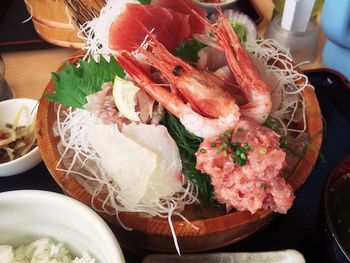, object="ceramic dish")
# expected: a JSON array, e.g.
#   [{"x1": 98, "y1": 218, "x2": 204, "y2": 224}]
[
  {"x1": 0, "y1": 98, "x2": 41, "y2": 176},
  {"x1": 323, "y1": 156, "x2": 350, "y2": 262},
  {"x1": 142, "y1": 250, "x2": 306, "y2": 263},
  {"x1": 0, "y1": 190, "x2": 125, "y2": 263},
  {"x1": 192, "y1": 0, "x2": 238, "y2": 12}
]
